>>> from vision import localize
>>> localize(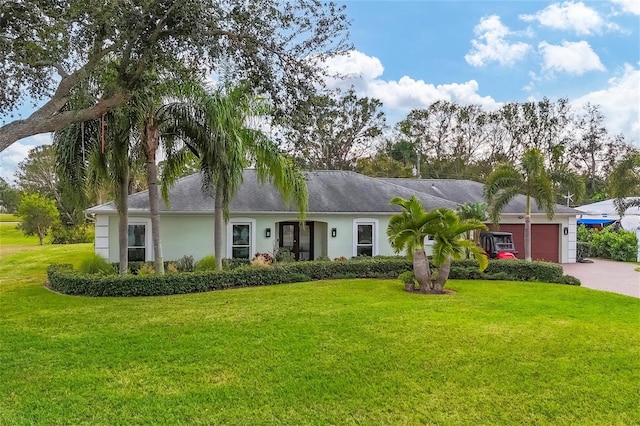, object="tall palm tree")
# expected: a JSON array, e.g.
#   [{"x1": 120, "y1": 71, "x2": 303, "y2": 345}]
[
  {"x1": 387, "y1": 195, "x2": 487, "y2": 294},
  {"x1": 484, "y1": 148, "x2": 555, "y2": 262},
  {"x1": 166, "y1": 85, "x2": 308, "y2": 270},
  {"x1": 608, "y1": 151, "x2": 640, "y2": 215},
  {"x1": 127, "y1": 78, "x2": 205, "y2": 274},
  {"x1": 55, "y1": 109, "x2": 136, "y2": 274}
]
